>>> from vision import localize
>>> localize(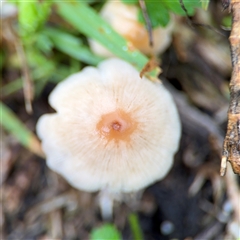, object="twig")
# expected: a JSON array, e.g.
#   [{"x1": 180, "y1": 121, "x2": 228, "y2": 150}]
[
  {"x1": 192, "y1": 22, "x2": 225, "y2": 36},
  {"x1": 15, "y1": 41, "x2": 34, "y2": 114},
  {"x1": 179, "y1": 0, "x2": 225, "y2": 36},
  {"x1": 179, "y1": 0, "x2": 189, "y2": 16},
  {"x1": 179, "y1": 0, "x2": 194, "y2": 28},
  {"x1": 138, "y1": 0, "x2": 153, "y2": 47},
  {"x1": 49, "y1": 210, "x2": 63, "y2": 239},
  {"x1": 221, "y1": 0, "x2": 240, "y2": 175},
  {"x1": 194, "y1": 221, "x2": 224, "y2": 240},
  {"x1": 25, "y1": 190, "x2": 78, "y2": 223},
  {"x1": 222, "y1": 0, "x2": 231, "y2": 10},
  {"x1": 225, "y1": 163, "x2": 240, "y2": 221},
  {"x1": 5, "y1": 20, "x2": 34, "y2": 114}
]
